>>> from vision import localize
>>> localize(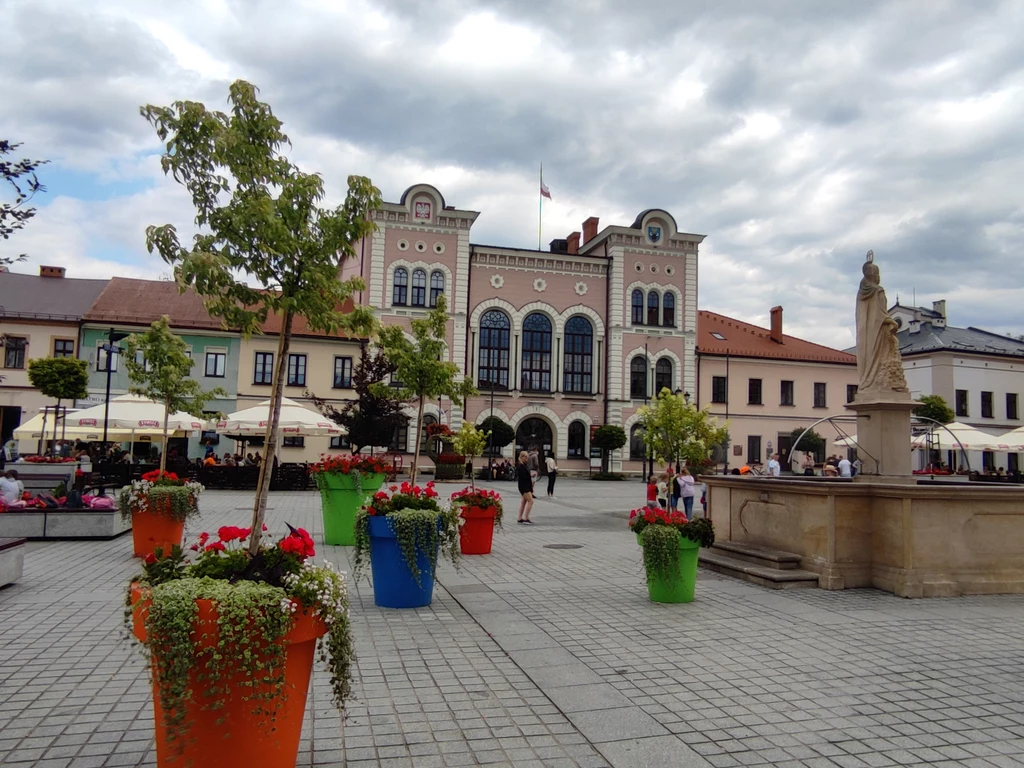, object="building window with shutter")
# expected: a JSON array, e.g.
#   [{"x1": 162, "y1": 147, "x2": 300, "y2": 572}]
[{"x1": 748, "y1": 378, "x2": 762, "y2": 405}]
